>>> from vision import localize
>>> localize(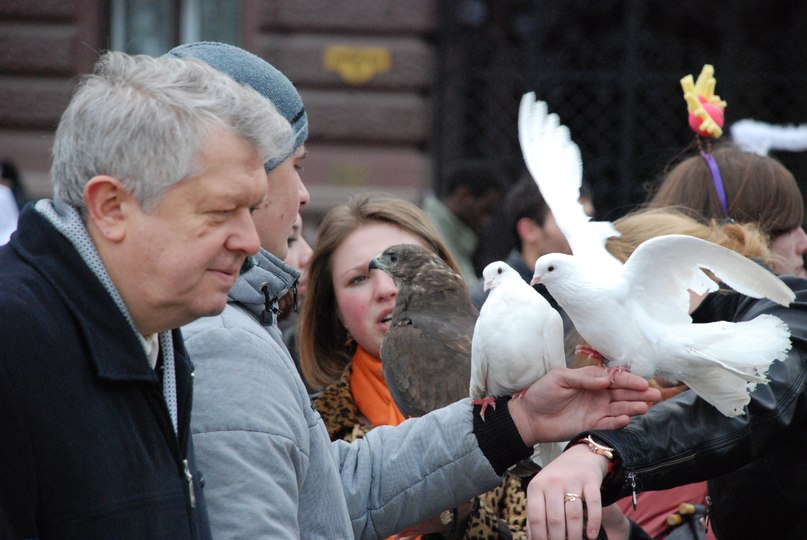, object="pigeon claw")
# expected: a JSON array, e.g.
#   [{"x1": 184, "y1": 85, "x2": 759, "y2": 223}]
[
  {"x1": 471, "y1": 396, "x2": 497, "y2": 421},
  {"x1": 605, "y1": 365, "x2": 631, "y2": 384},
  {"x1": 512, "y1": 389, "x2": 528, "y2": 400}
]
